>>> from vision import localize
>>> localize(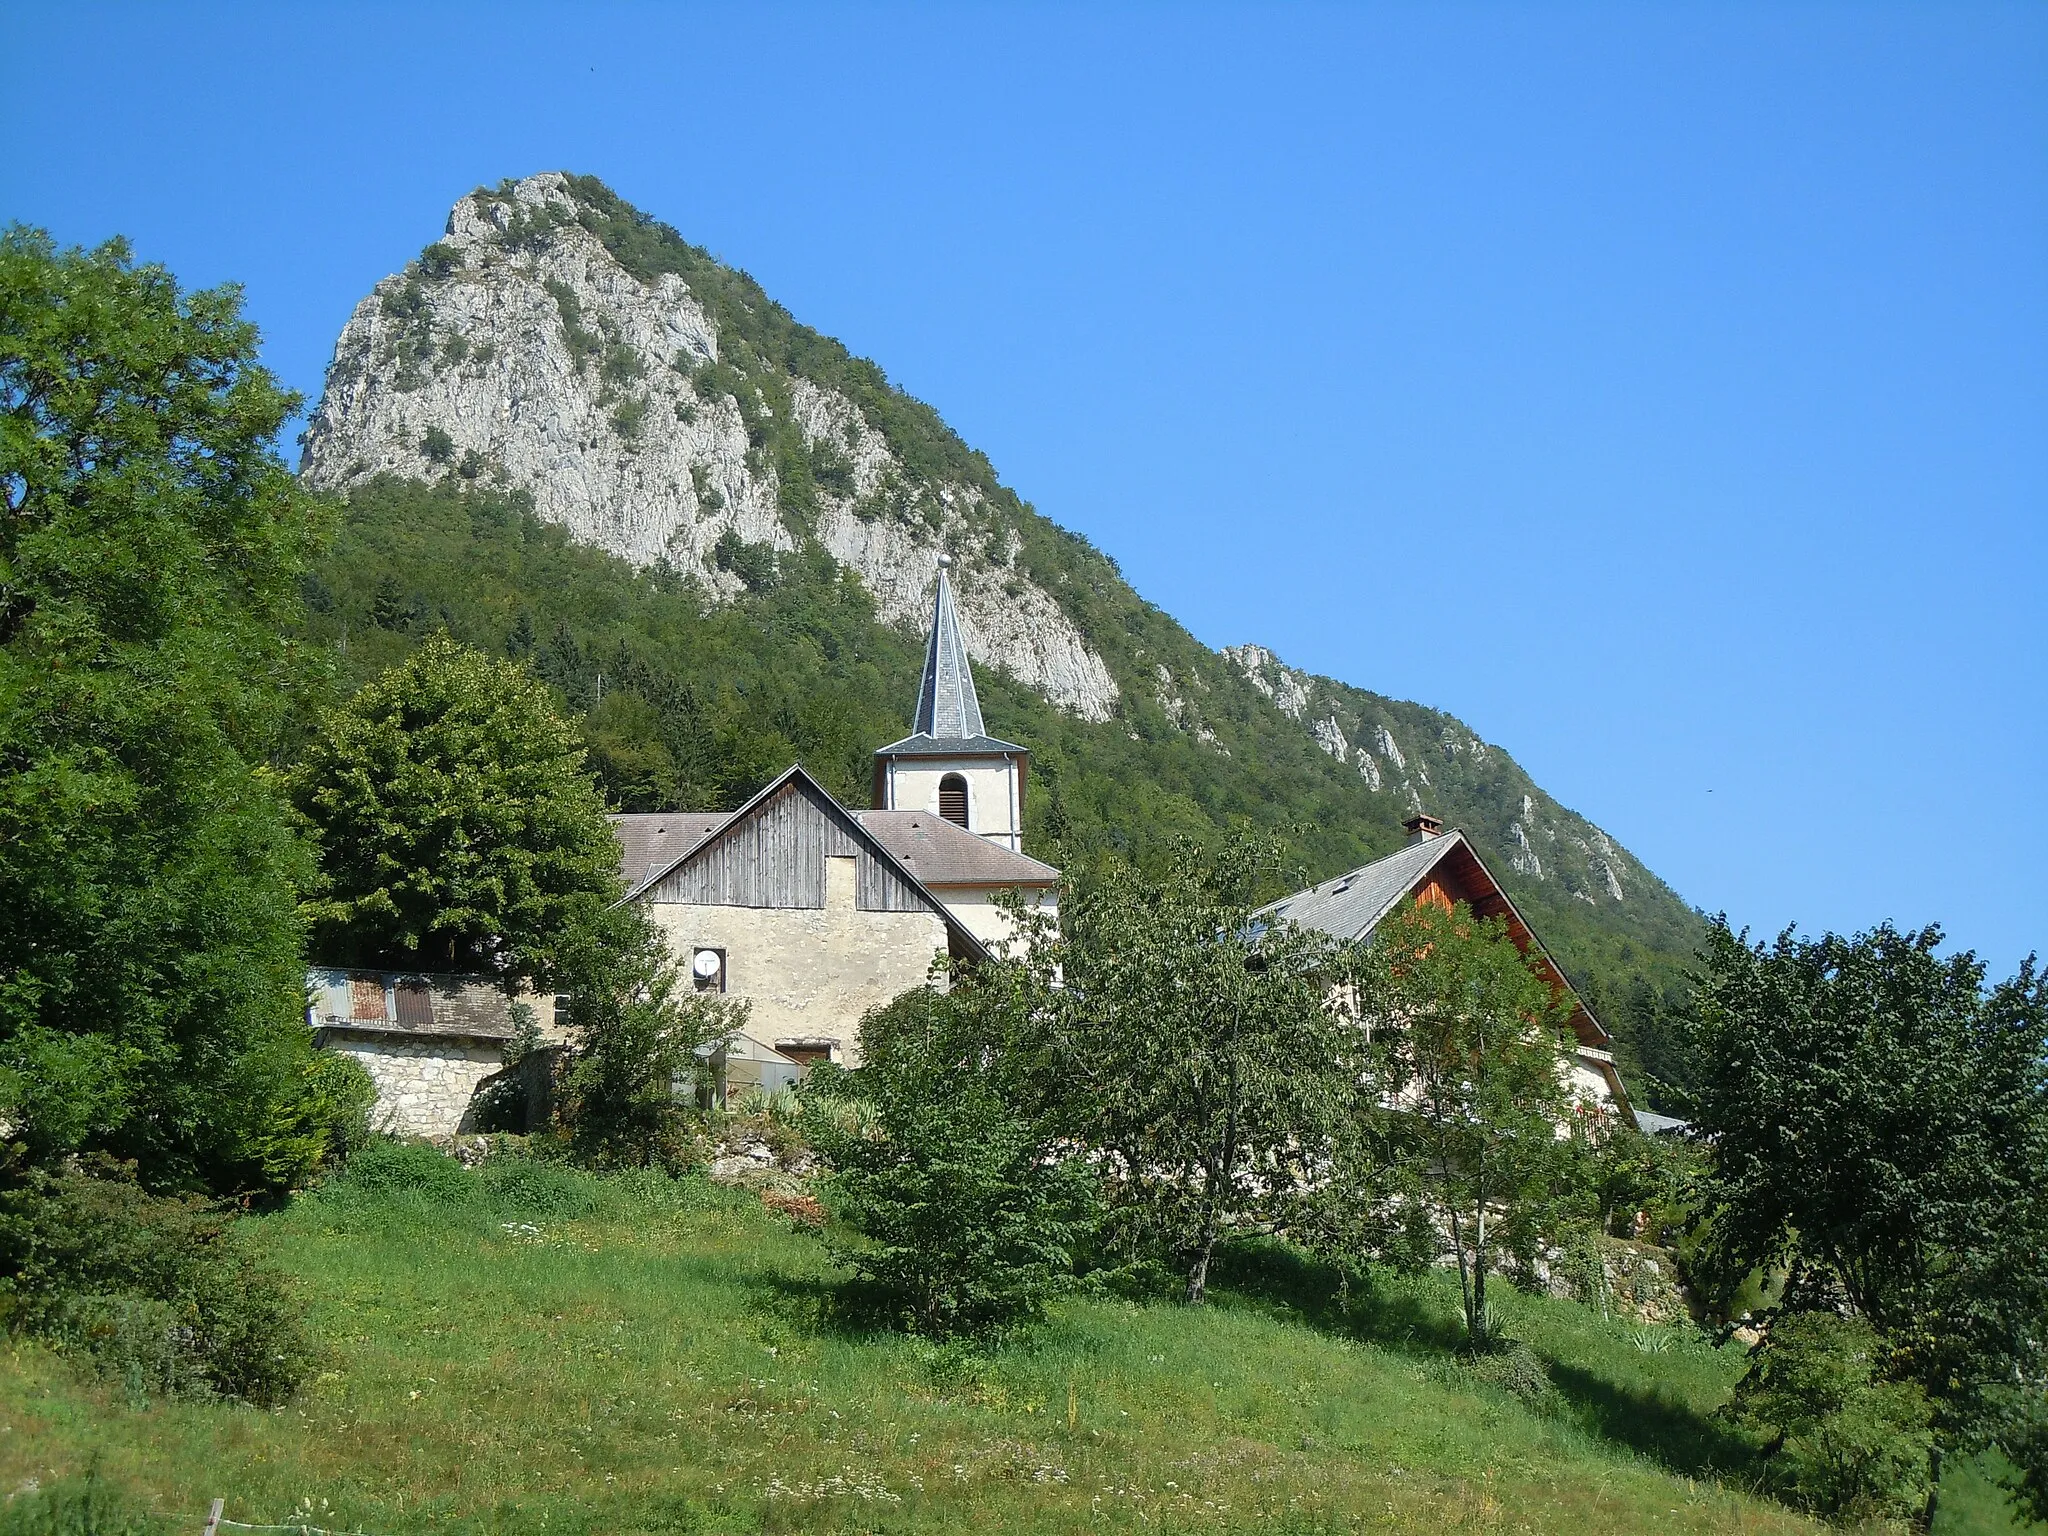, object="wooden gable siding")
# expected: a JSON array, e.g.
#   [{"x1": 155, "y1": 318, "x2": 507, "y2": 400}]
[
  {"x1": 1411, "y1": 839, "x2": 1603, "y2": 1047},
  {"x1": 646, "y1": 777, "x2": 930, "y2": 914}
]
